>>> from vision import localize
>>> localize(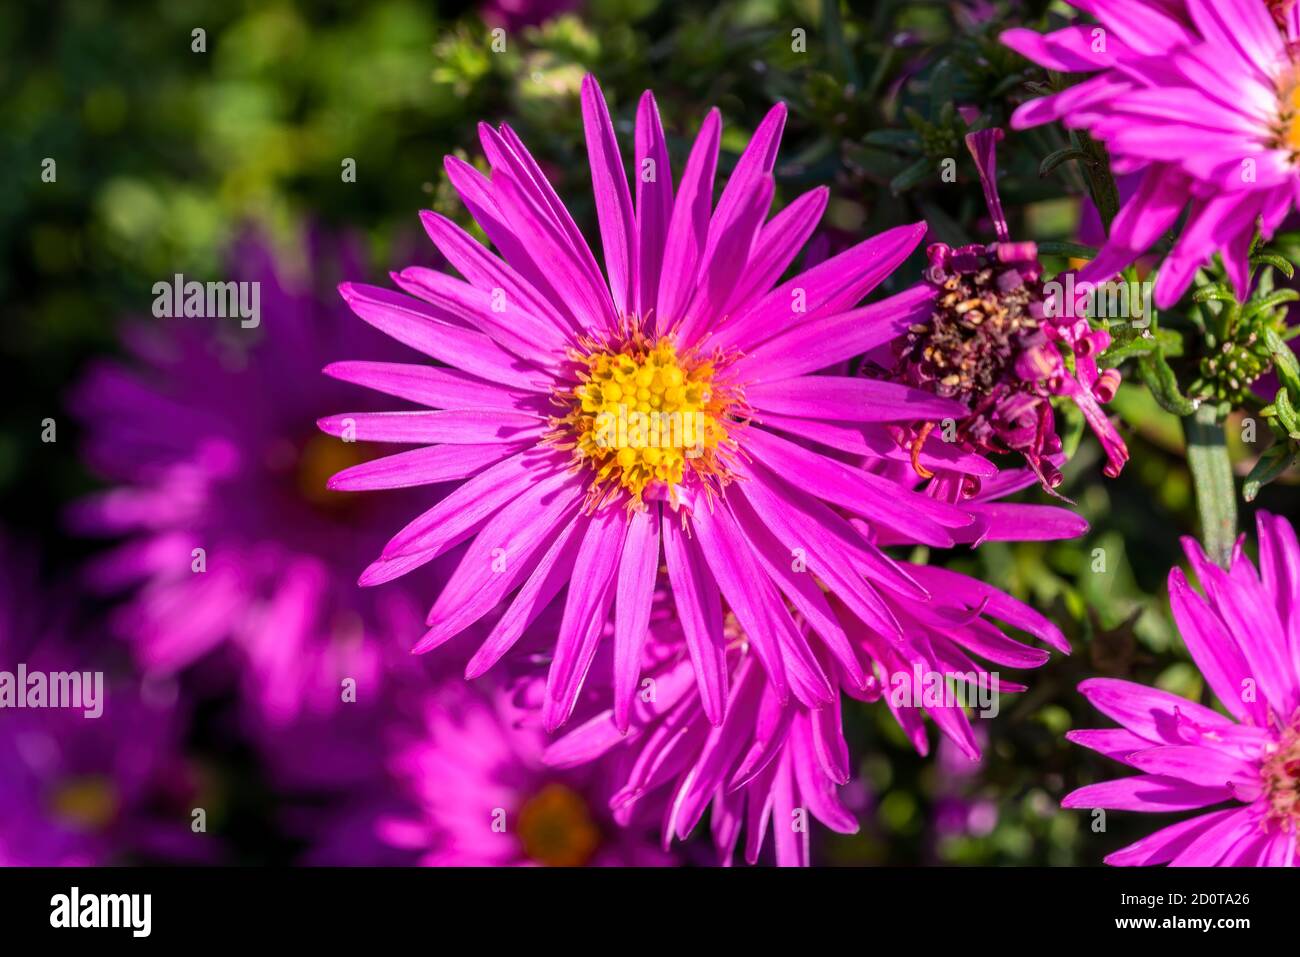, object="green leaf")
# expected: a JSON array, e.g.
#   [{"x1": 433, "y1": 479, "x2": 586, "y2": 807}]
[
  {"x1": 1241, "y1": 289, "x2": 1299, "y2": 321},
  {"x1": 1184, "y1": 403, "x2": 1237, "y2": 566},
  {"x1": 861, "y1": 129, "x2": 920, "y2": 150},
  {"x1": 889, "y1": 157, "x2": 932, "y2": 195},
  {"x1": 1275, "y1": 386, "x2": 1299, "y2": 435},
  {"x1": 1191, "y1": 283, "x2": 1236, "y2": 305},
  {"x1": 1249, "y1": 252, "x2": 1294, "y2": 280},
  {"x1": 1099, "y1": 336, "x2": 1158, "y2": 365},
  {"x1": 1038, "y1": 148, "x2": 1089, "y2": 178},
  {"x1": 1137, "y1": 352, "x2": 1199, "y2": 416},
  {"x1": 929, "y1": 59, "x2": 954, "y2": 114},
  {"x1": 1072, "y1": 129, "x2": 1121, "y2": 230},
  {"x1": 1110, "y1": 382, "x2": 1183, "y2": 452},
  {"x1": 1265, "y1": 328, "x2": 1300, "y2": 395},
  {"x1": 1244, "y1": 443, "x2": 1298, "y2": 502}
]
